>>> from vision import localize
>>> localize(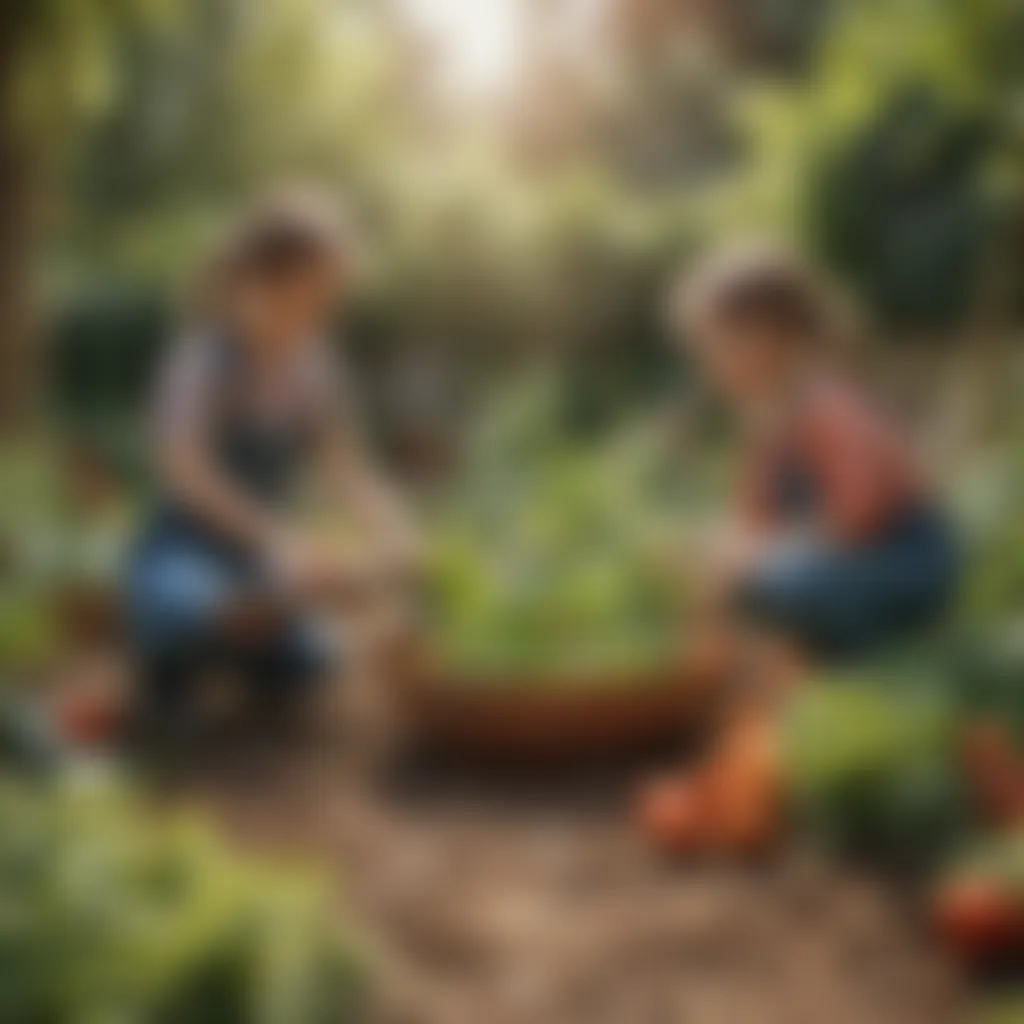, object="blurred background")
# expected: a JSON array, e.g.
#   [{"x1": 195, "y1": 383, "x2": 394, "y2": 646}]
[
  {"x1": 2, "y1": 1, "x2": 1024, "y2": 1022},
  {"x1": 10, "y1": 0, "x2": 1022, "y2": 457}
]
